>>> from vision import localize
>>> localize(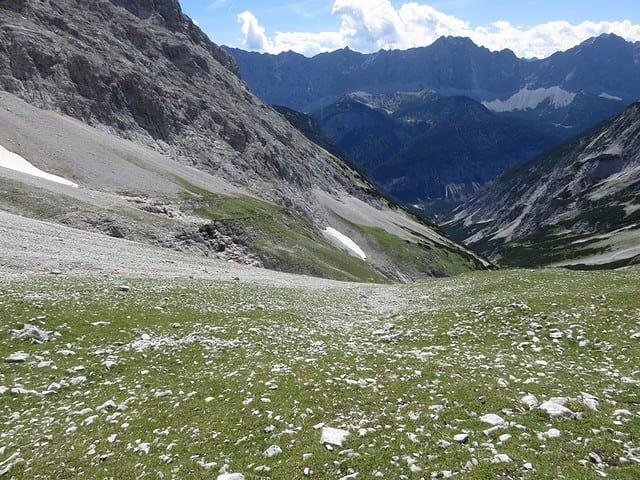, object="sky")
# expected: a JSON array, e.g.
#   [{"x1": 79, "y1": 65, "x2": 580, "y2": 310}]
[{"x1": 179, "y1": 0, "x2": 640, "y2": 59}]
